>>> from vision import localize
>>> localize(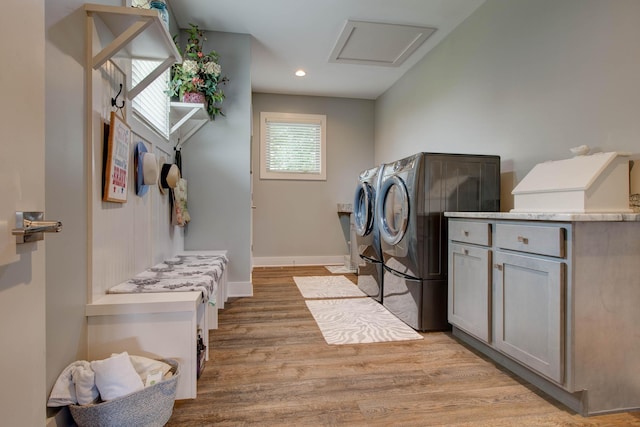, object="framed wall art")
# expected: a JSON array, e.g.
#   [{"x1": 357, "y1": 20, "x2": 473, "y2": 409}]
[{"x1": 102, "y1": 111, "x2": 131, "y2": 203}]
